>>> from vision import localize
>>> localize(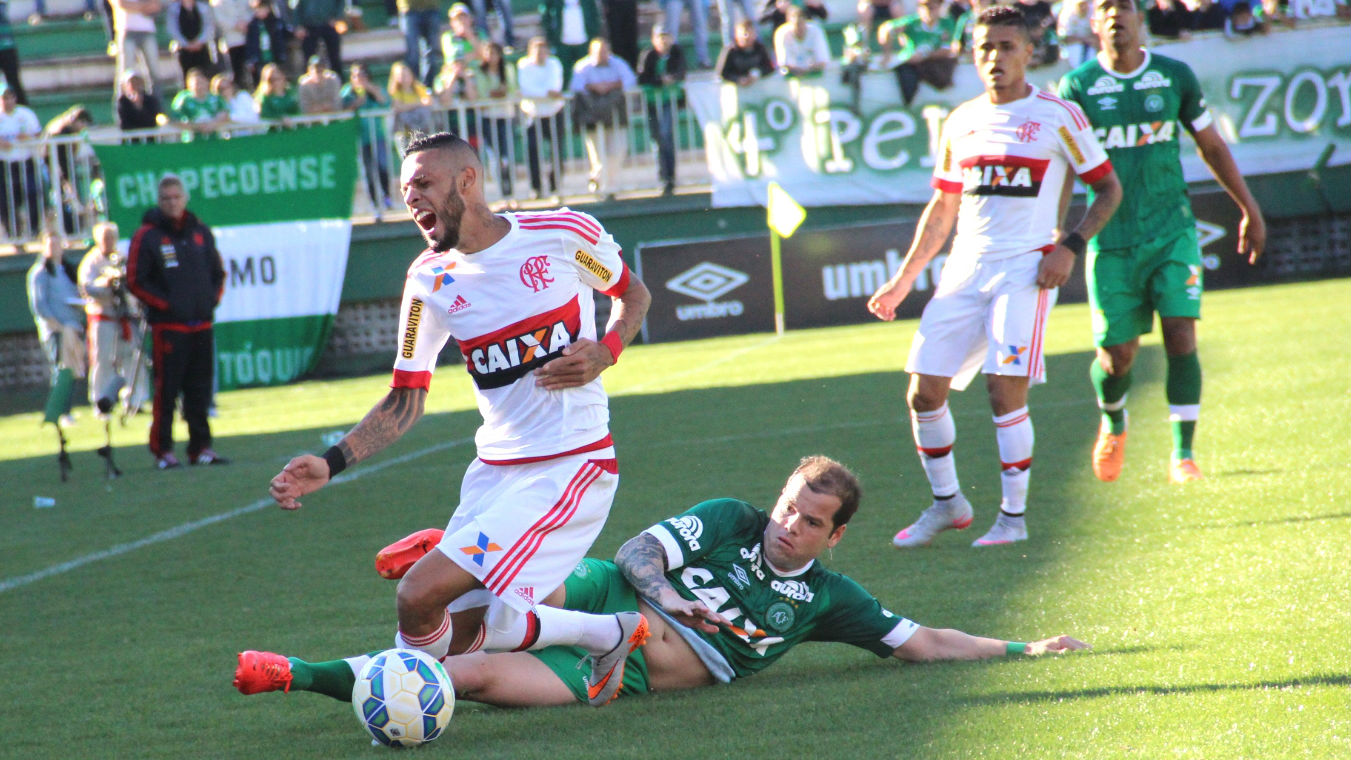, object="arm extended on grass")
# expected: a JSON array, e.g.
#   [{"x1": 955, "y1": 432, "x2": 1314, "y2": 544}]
[
  {"x1": 1193, "y1": 125, "x2": 1266, "y2": 264},
  {"x1": 893, "y1": 627, "x2": 1089, "y2": 662},
  {"x1": 268, "y1": 387, "x2": 427, "y2": 510},
  {"x1": 615, "y1": 532, "x2": 729, "y2": 634},
  {"x1": 535, "y1": 273, "x2": 652, "y2": 391},
  {"x1": 866, "y1": 189, "x2": 959, "y2": 321},
  {"x1": 1037, "y1": 169, "x2": 1122, "y2": 289}
]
